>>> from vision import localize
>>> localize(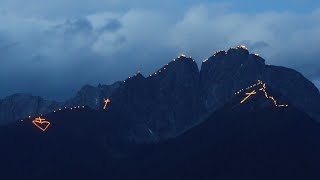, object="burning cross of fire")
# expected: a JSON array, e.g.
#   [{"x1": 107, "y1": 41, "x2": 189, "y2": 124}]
[
  {"x1": 103, "y1": 98, "x2": 111, "y2": 110},
  {"x1": 240, "y1": 90, "x2": 257, "y2": 104}
]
